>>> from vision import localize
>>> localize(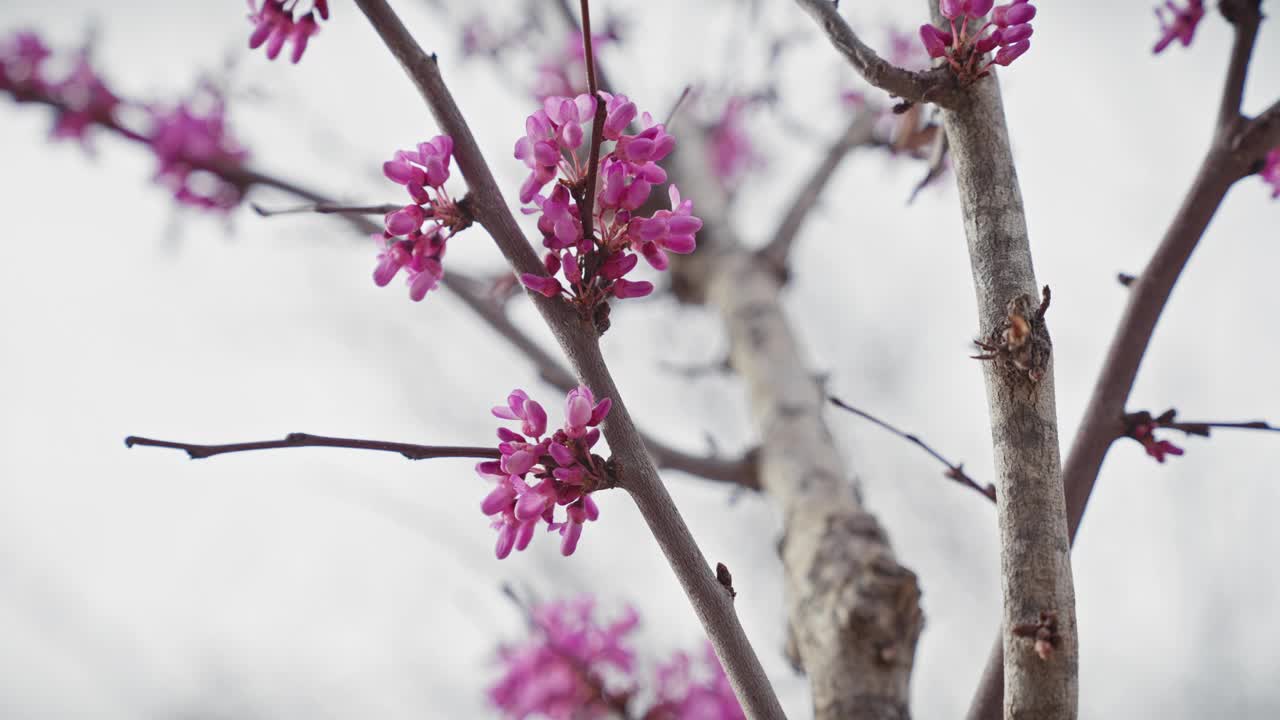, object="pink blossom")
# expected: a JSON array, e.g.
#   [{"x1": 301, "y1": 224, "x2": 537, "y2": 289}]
[
  {"x1": 147, "y1": 87, "x2": 250, "y2": 210},
  {"x1": 479, "y1": 386, "x2": 612, "y2": 559},
  {"x1": 247, "y1": 0, "x2": 328, "y2": 63},
  {"x1": 1260, "y1": 149, "x2": 1280, "y2": 199},
  {"x1": 922, "y1": 0, "x2": 1036, "y2": 78},
  {"x1": 0, "y1": 31, "x2": 51, "y2": 93},
  {"x1": 373, "y1": 135, "x2": 468, "y2": 301},
  {"x1": 514, "y1": 94, "x2": 700, "y2": 316},
  {"x1": 1152, "y1": 0, "x2": 1204, "y2": 54},
  {"x1": 489, "y1": 596, "x2": 638, "y2": 719},
  {"x1": 647, "y1": 642, "x2": 745, "y2": 720},
  {"x1": 1131, "y1": 422, "x2": 1185, "y2": 463},
  {"x1": 707, "y1": 97, "x2": 761, "y2": 190},
  {"x1": 47, "y1": 53, "x2": 120, "y2": 144}
]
